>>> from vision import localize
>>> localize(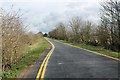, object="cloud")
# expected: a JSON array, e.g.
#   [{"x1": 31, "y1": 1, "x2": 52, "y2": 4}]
[{"x1": 1, "y1": 0, "x2": 104, "y2": 33}]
